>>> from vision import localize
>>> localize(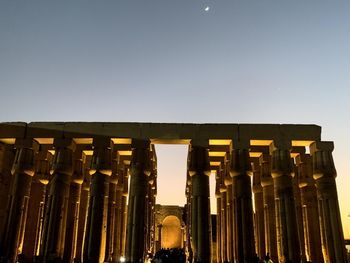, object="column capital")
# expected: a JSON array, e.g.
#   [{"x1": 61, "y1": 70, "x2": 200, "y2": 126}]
[
  {"x1": 295, "y1": 153, "x2": 315, "y2": 187},
  {"x1": 259, "y1": 153, "x2": 273, "y2": 187},
  {"x1": 229, "y1": 146, "x2": 251, "y2": 177},
  {"x1": 131, "y1": 139, "x2": 151, "y2": 176},
  {"x1": 34, "y1": 146, "x2": 53, "y2": 184},
  {"x1": 72, "y1": 145, "x2": 88, "y2": 184},
  {"x1": 252, "y1": 161, "x2": 262, "y2": 194},
  {"x1": 310, "y1": 141, "x2": 336, "y2": 179},
  {"x1": 51, "y1": 138, "x2": 74, "y2": 175},
  {"x1": 188, "y1": 144, "x2": 210, "y2": 176},
  {"x1": 90, "y1": 137, "x2": 112, "y2": 176},
  {"x1": 11, "y1": 138, "x2": 36, "y2": 176},
  {"x1": 269, "y1": 142, "x2": 293, "y2": 178}
]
